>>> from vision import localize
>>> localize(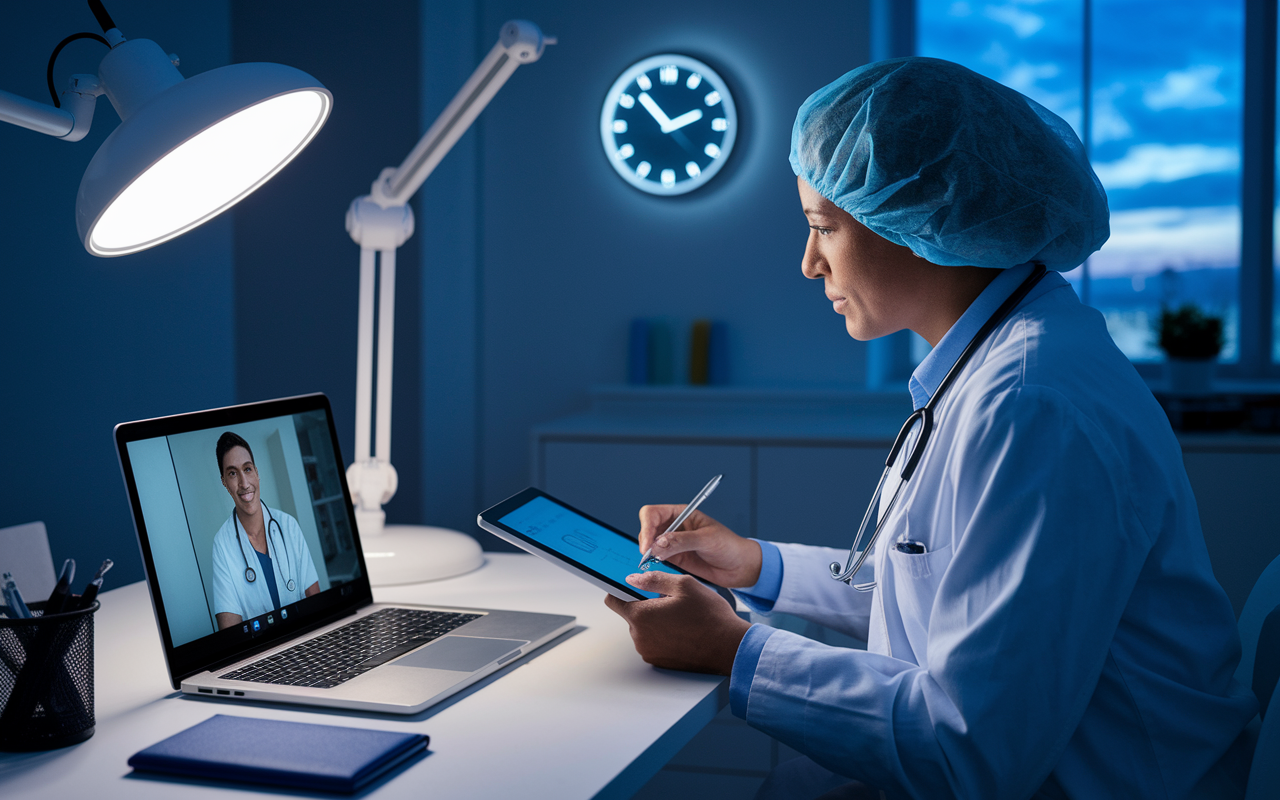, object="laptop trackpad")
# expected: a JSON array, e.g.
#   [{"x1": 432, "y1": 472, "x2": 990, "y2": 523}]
[{"x1": 396, "y1": 637, "x2": 526, "y2": 672}]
